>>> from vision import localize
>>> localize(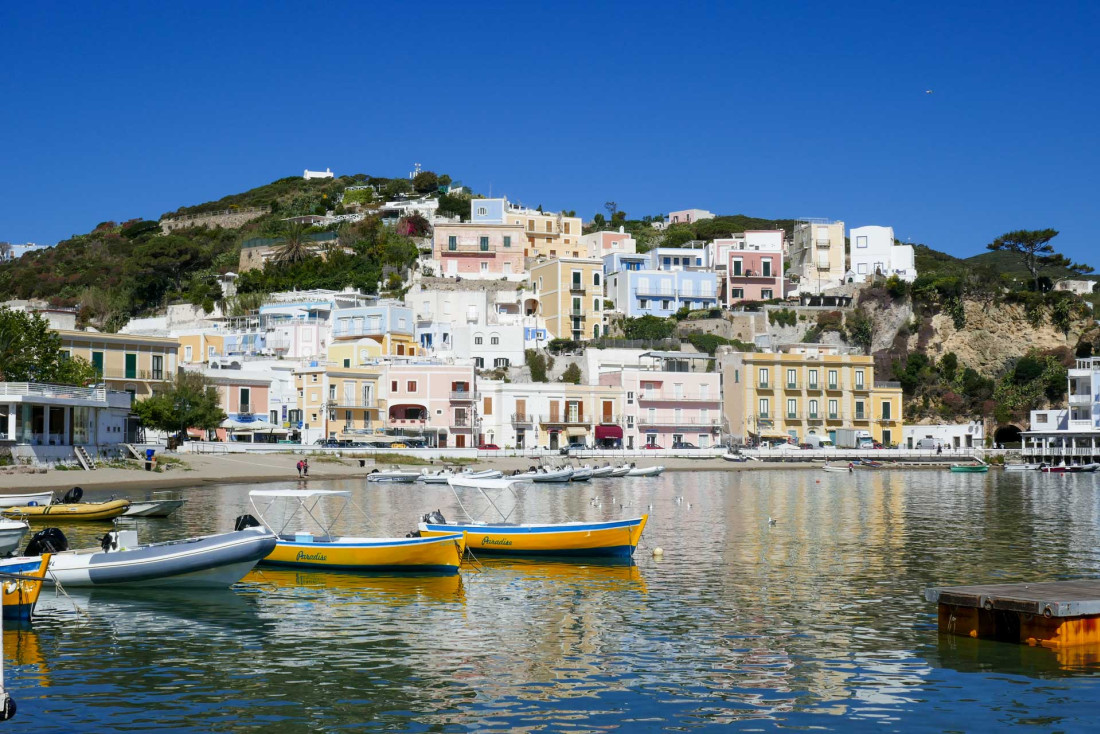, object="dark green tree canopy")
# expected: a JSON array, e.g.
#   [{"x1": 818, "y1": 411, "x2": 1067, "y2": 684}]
[
  {"x1": 0, "y1": 308, "x2": 97, "y2": 385},
  {"x1": 132, "y1": 370, "x2": 226, "y2": 438},
  {"x1": 986, "y1": 228, "x2": 1093, "y2": 291}
]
